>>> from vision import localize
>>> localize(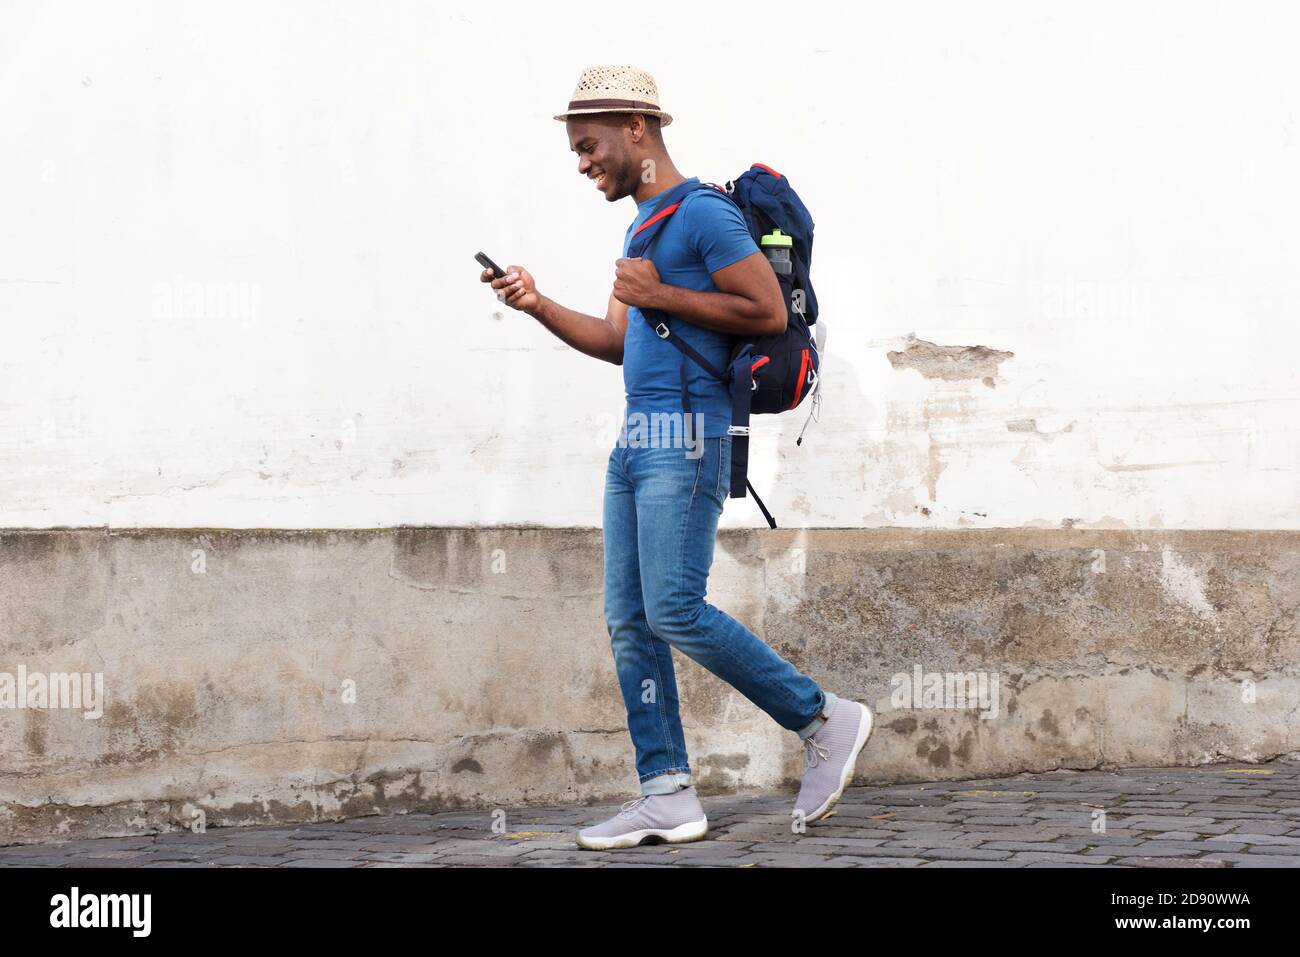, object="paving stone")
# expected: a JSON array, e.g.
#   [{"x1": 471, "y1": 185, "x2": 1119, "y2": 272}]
[
  {"x1": 210, "y1": 855, "x2": 293, "y2": 867},
  {"x1": 803, "y1": 844, "x2": 942, "y2": 859},
  {"x1": 886, "y1": 808, "x2": 965, "y2": 822},
  {"x1": 915, "y1": 847, "x2": 1013, "y2": 861},
  {"x1": 732, "y1": 852, "x2": 855, "y2": 867},
  {"x1": 1132, "y1": 839, "x2": 1246, "y2": 853},
  {"x1": 981, "y1": 841, "x2": 1090, "y2": 853},
  {"x1": 281, "y1": 848, "x2": 381, "y2": 862},
  {"x1": 282, "y1": 839, "x2": 374, "y2": 851},
  {"x1": 1011, "y1": 851, "x2": 1114, "y2": 865},
  {"x1": 919, "y1": 860, "x2": 1030, "y2": 868},
  {"x1": 827, "y1": 856, "x2": 927, "y2": 868},
  {"x1": 280, "y1": 859, "x2": 365, "y2": 868},
  {"x1": 654, "y1": 850, "x2": 753, "y2": 866},
  {"x1": 1200, "y1": 853, "x2": 1299, "y2": 868},
  {"x1": 355, "y1": 852, "x2": 444, "y2": 863},
  {"x1": 1084, "y1": 844, "x2": 1198, "y2": 857},
  {"x1": 1220, "y1": 833, "x2": 1300, "y2": 846},
  {"x1": 5, "y1": 760, "x2": 1298, "y2": 868},
  {"x1": 138, "y1": 861, "x2": 223, "y2": 868},
  {"x1": 1024, "y1": 861, "x2": 1130, "y2": 868},
  {"x1": 742, "y1": 842, "x2": 844, "y2": 856},
  {"x1": 1230, "y1": 844, "x2": 1300, "y2": 857},
  {"x1": 1114, "y1": 856, "x2": 1229, "y2": 868},
  {"x1": 887, "y1": 835, "x2": 991, "y2": 849},
  {"x1": 219, "y1": 844, "x2": 298, "y2": 856},
  {"x1": 797, "y1": 826, "x2": 898, "y2": 840},
  {"x1": 0, "y1": 856, "x2": 74, "y2": 867},
  {"x1": 1112, "y1": 816, "x2": 1219, "y2": 829},
  {"x1": 1182, "y1": 806, "x2": 1293, "y2": 817},
  {"x1": 1185, "y1": 822, "x2": 1244, "y2": 835},
  {"x1": 961, "y1": 828, "x2": 1088, "y2": 841},
  {"x1": 796, "y1": 837, "x2": 889, "y2": 850}
]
